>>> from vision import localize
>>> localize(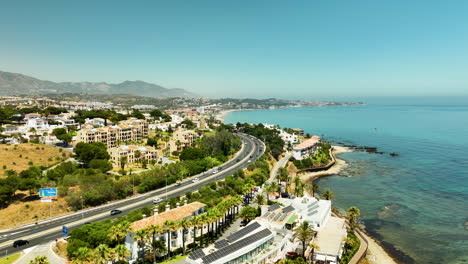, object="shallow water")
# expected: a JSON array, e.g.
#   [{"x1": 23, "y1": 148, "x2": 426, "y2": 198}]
[{"x1": 225, "y1": 97, "x2": 468, "y2": 264}]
